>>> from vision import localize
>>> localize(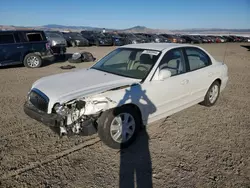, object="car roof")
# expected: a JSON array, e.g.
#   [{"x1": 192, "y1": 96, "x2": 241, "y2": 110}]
[{"x1": 121, "y1": 43, "x2": 196, "y2": 51}]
